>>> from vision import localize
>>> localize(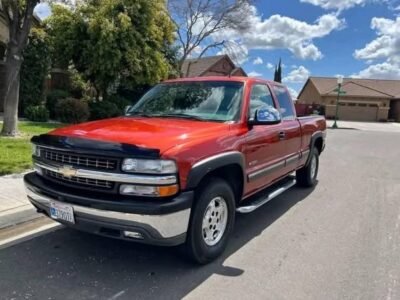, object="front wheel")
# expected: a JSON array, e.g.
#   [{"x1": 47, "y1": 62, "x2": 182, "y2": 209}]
[
  {"x1": 296, "y1": 148, "x2": 319, "y2": 187},
  {"x1": 185, "y1": 178, "x2": 235, "y2": 264}
]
